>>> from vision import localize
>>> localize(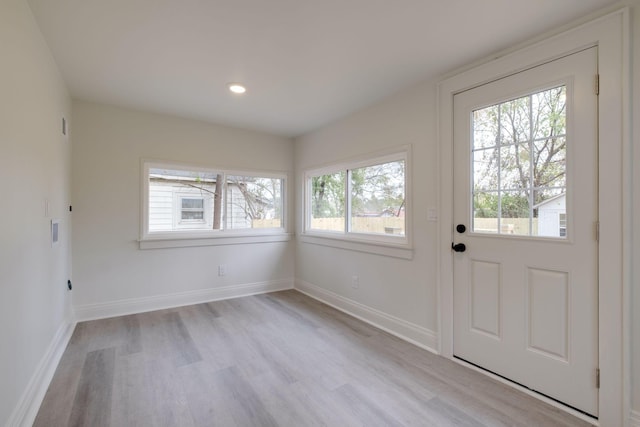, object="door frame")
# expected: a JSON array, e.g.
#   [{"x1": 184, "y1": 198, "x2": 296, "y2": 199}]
[{"x1": 437, "y1": 9, "x2": 630, "y2": 426}]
